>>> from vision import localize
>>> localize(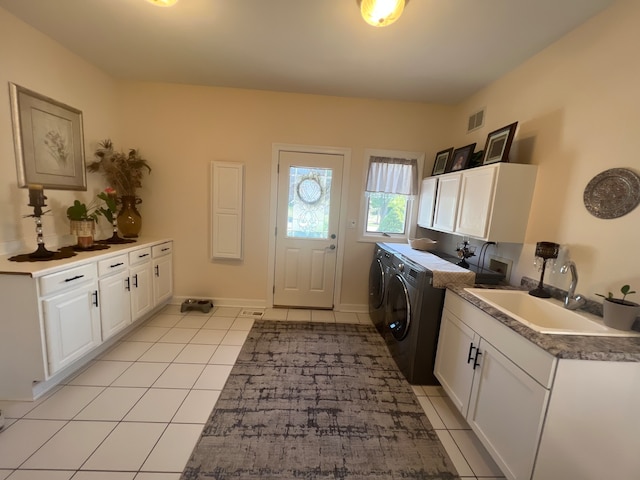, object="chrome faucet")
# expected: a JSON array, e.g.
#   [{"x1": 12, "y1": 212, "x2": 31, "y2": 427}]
[{"x1": 560, "y1": 261, "x2": 586, "y2": 310}]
